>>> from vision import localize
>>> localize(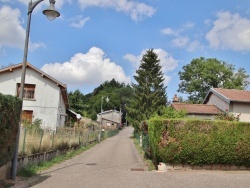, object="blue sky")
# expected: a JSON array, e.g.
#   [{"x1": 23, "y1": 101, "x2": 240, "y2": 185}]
[{"x1": 1, "y1": 0, "x2": 250, "y2": 101}]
